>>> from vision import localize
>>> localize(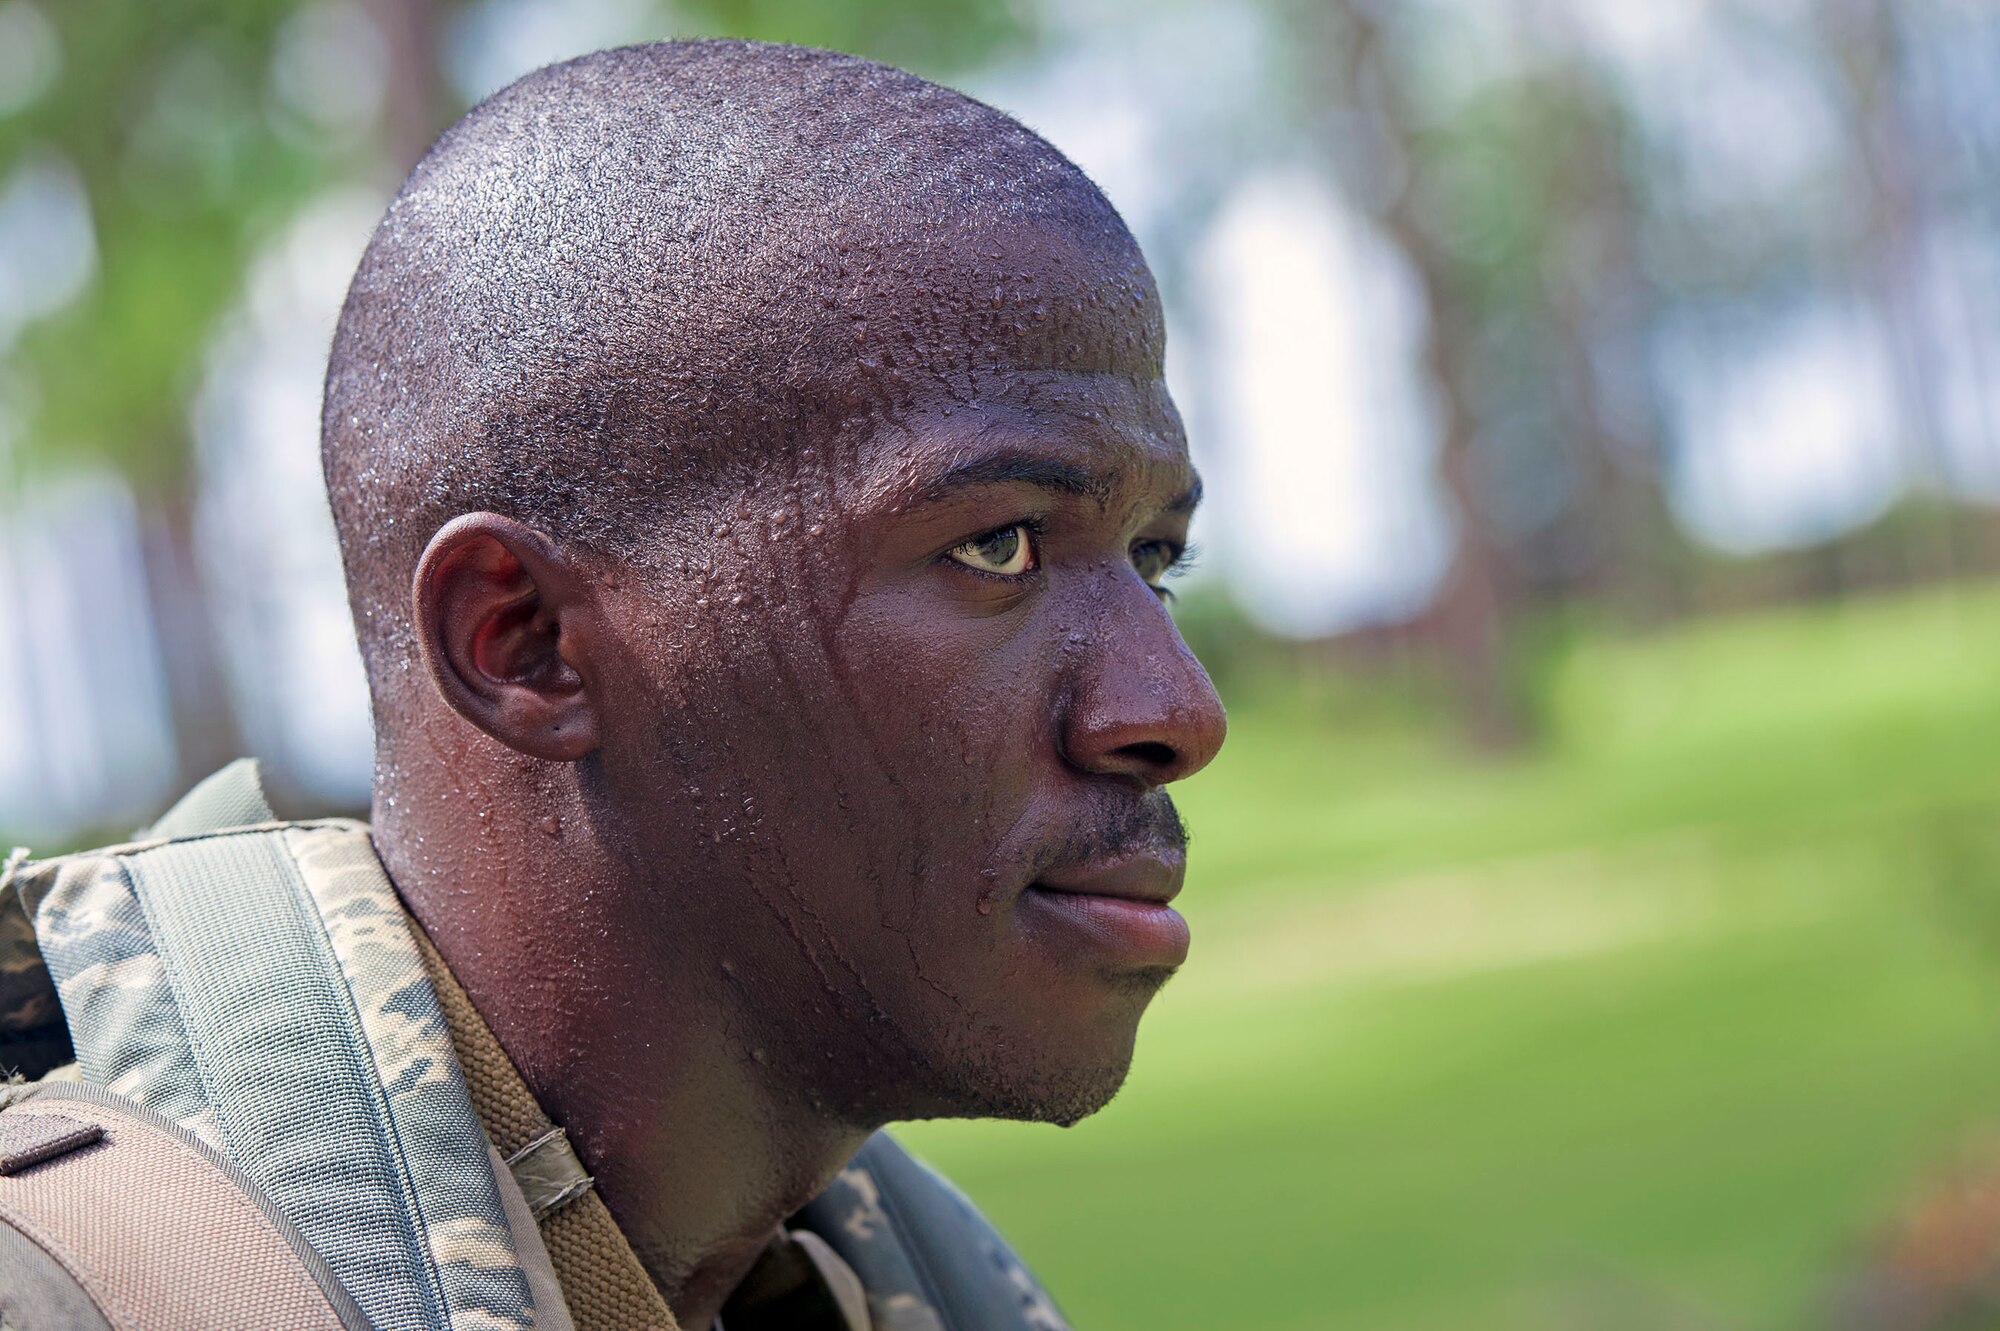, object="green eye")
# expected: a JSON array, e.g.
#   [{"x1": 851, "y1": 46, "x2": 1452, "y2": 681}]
[{"x1": 948, "y1": 523, "x2": 1037, "y2": 577}]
